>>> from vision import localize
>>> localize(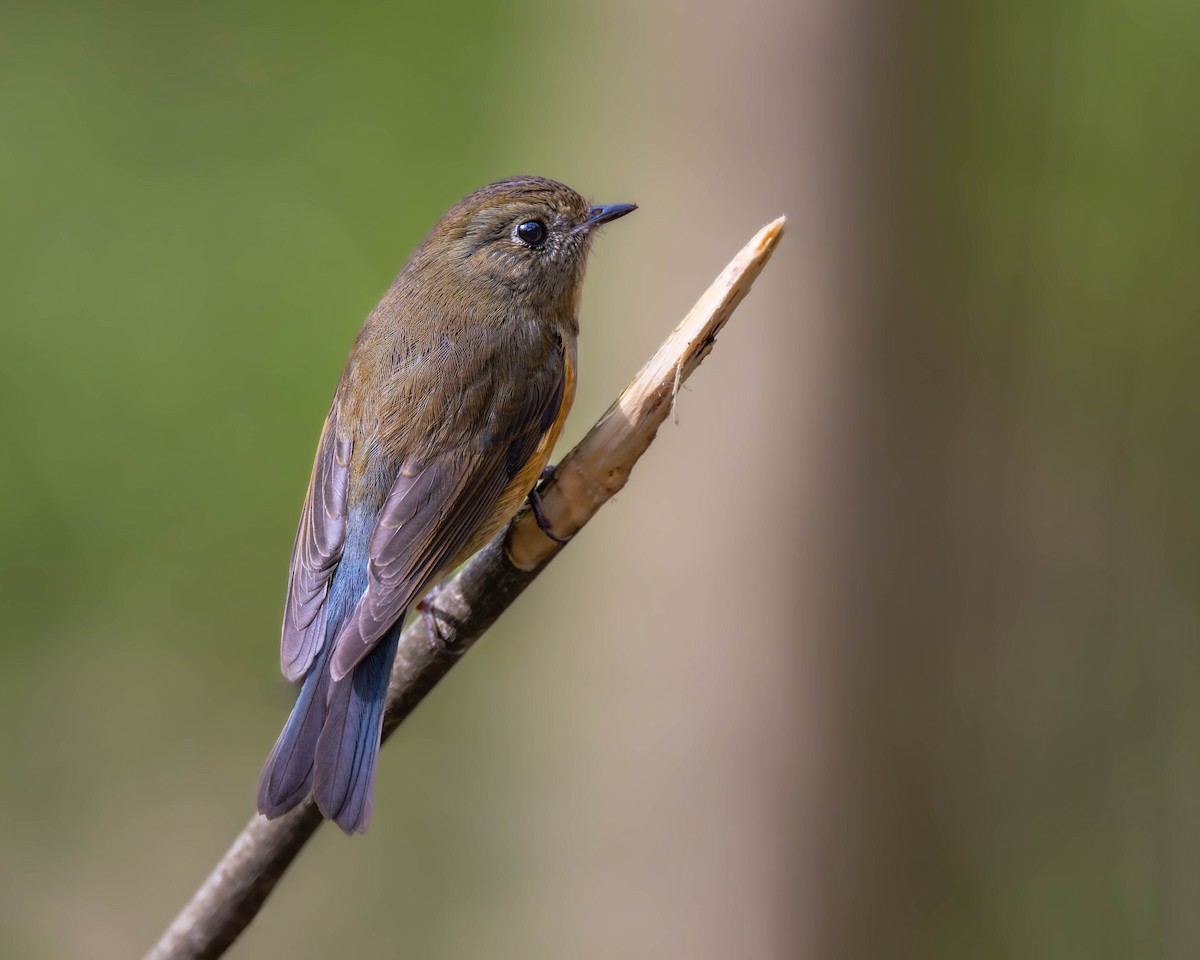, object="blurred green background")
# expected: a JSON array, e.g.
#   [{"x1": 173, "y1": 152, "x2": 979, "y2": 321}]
[{"x1": 1, "y1": 0, "x2": 1198, "y2": 957}]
